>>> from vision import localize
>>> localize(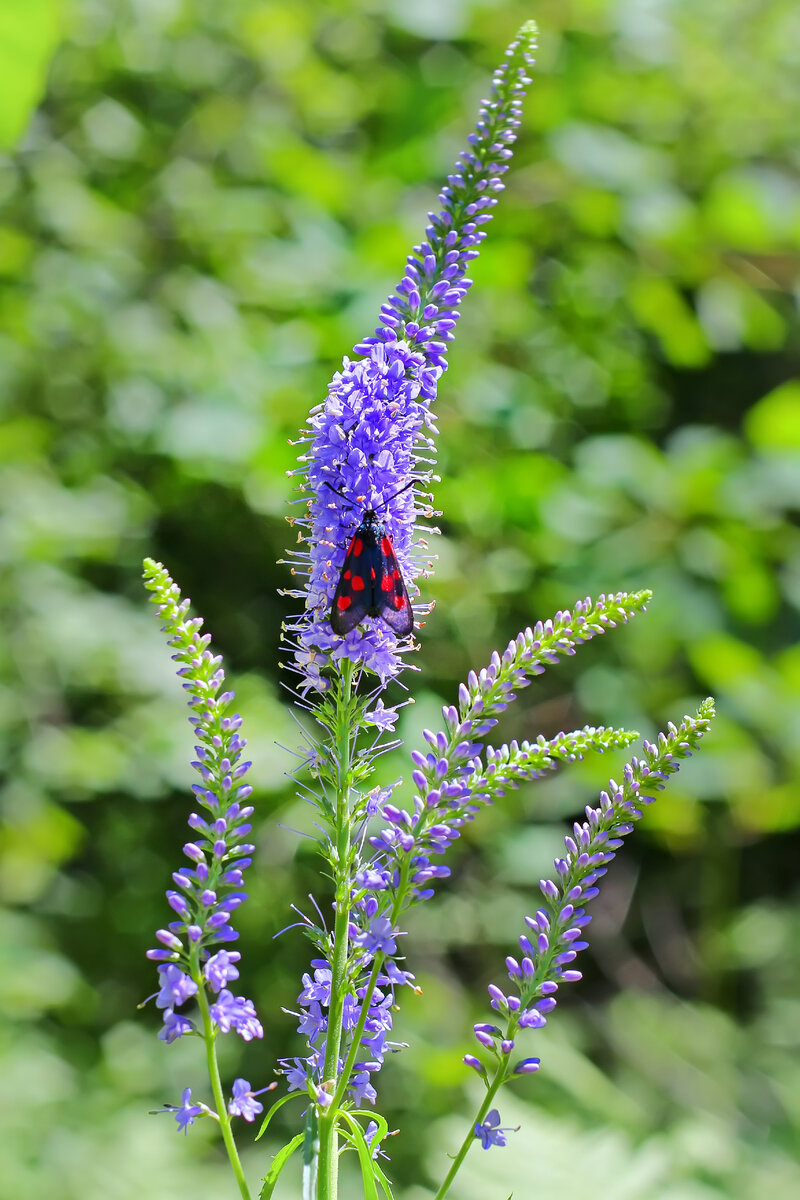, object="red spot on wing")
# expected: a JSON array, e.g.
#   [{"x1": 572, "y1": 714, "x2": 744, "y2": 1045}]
[
  {"x1": 337, "y1": 596, "x2": 352, "y2": 611},
  {"x1": 344, "y1": 569, "x2": 351, "y2": 579},
  {"x1": 352, "y1": 538, "x2": 363, "y2": 556},
  {"x1": 380, "y1": 536, "x2": 393, "y2": 556},
  {"x1": 370, "y1": 567, "x2": 376, "y2": 581},
  {"x1": 393, "y1": 595, "x2": 406, "y2": 610},
  {"x1": 380, "y1": 575, "x2": 393, "y2": 592},
  {"x1": 352, "y1": 575, "x2": 365, "y2": 591}
]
